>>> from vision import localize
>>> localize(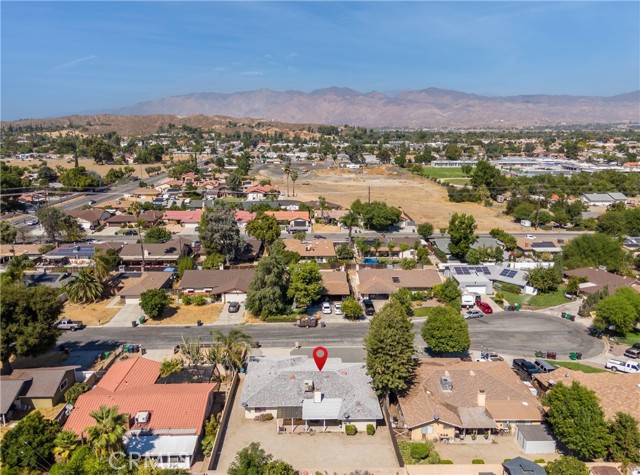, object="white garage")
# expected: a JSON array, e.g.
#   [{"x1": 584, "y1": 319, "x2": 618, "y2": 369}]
[
  {"x1": 516, "y1": 424, "x2": 556, "y2": 454},
  {"x1": 453, "y1": 274, "x2": 493, "y2": 295},
  {"x1": 222, "y1": 291, "x2": 247, "y2": 303}
]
